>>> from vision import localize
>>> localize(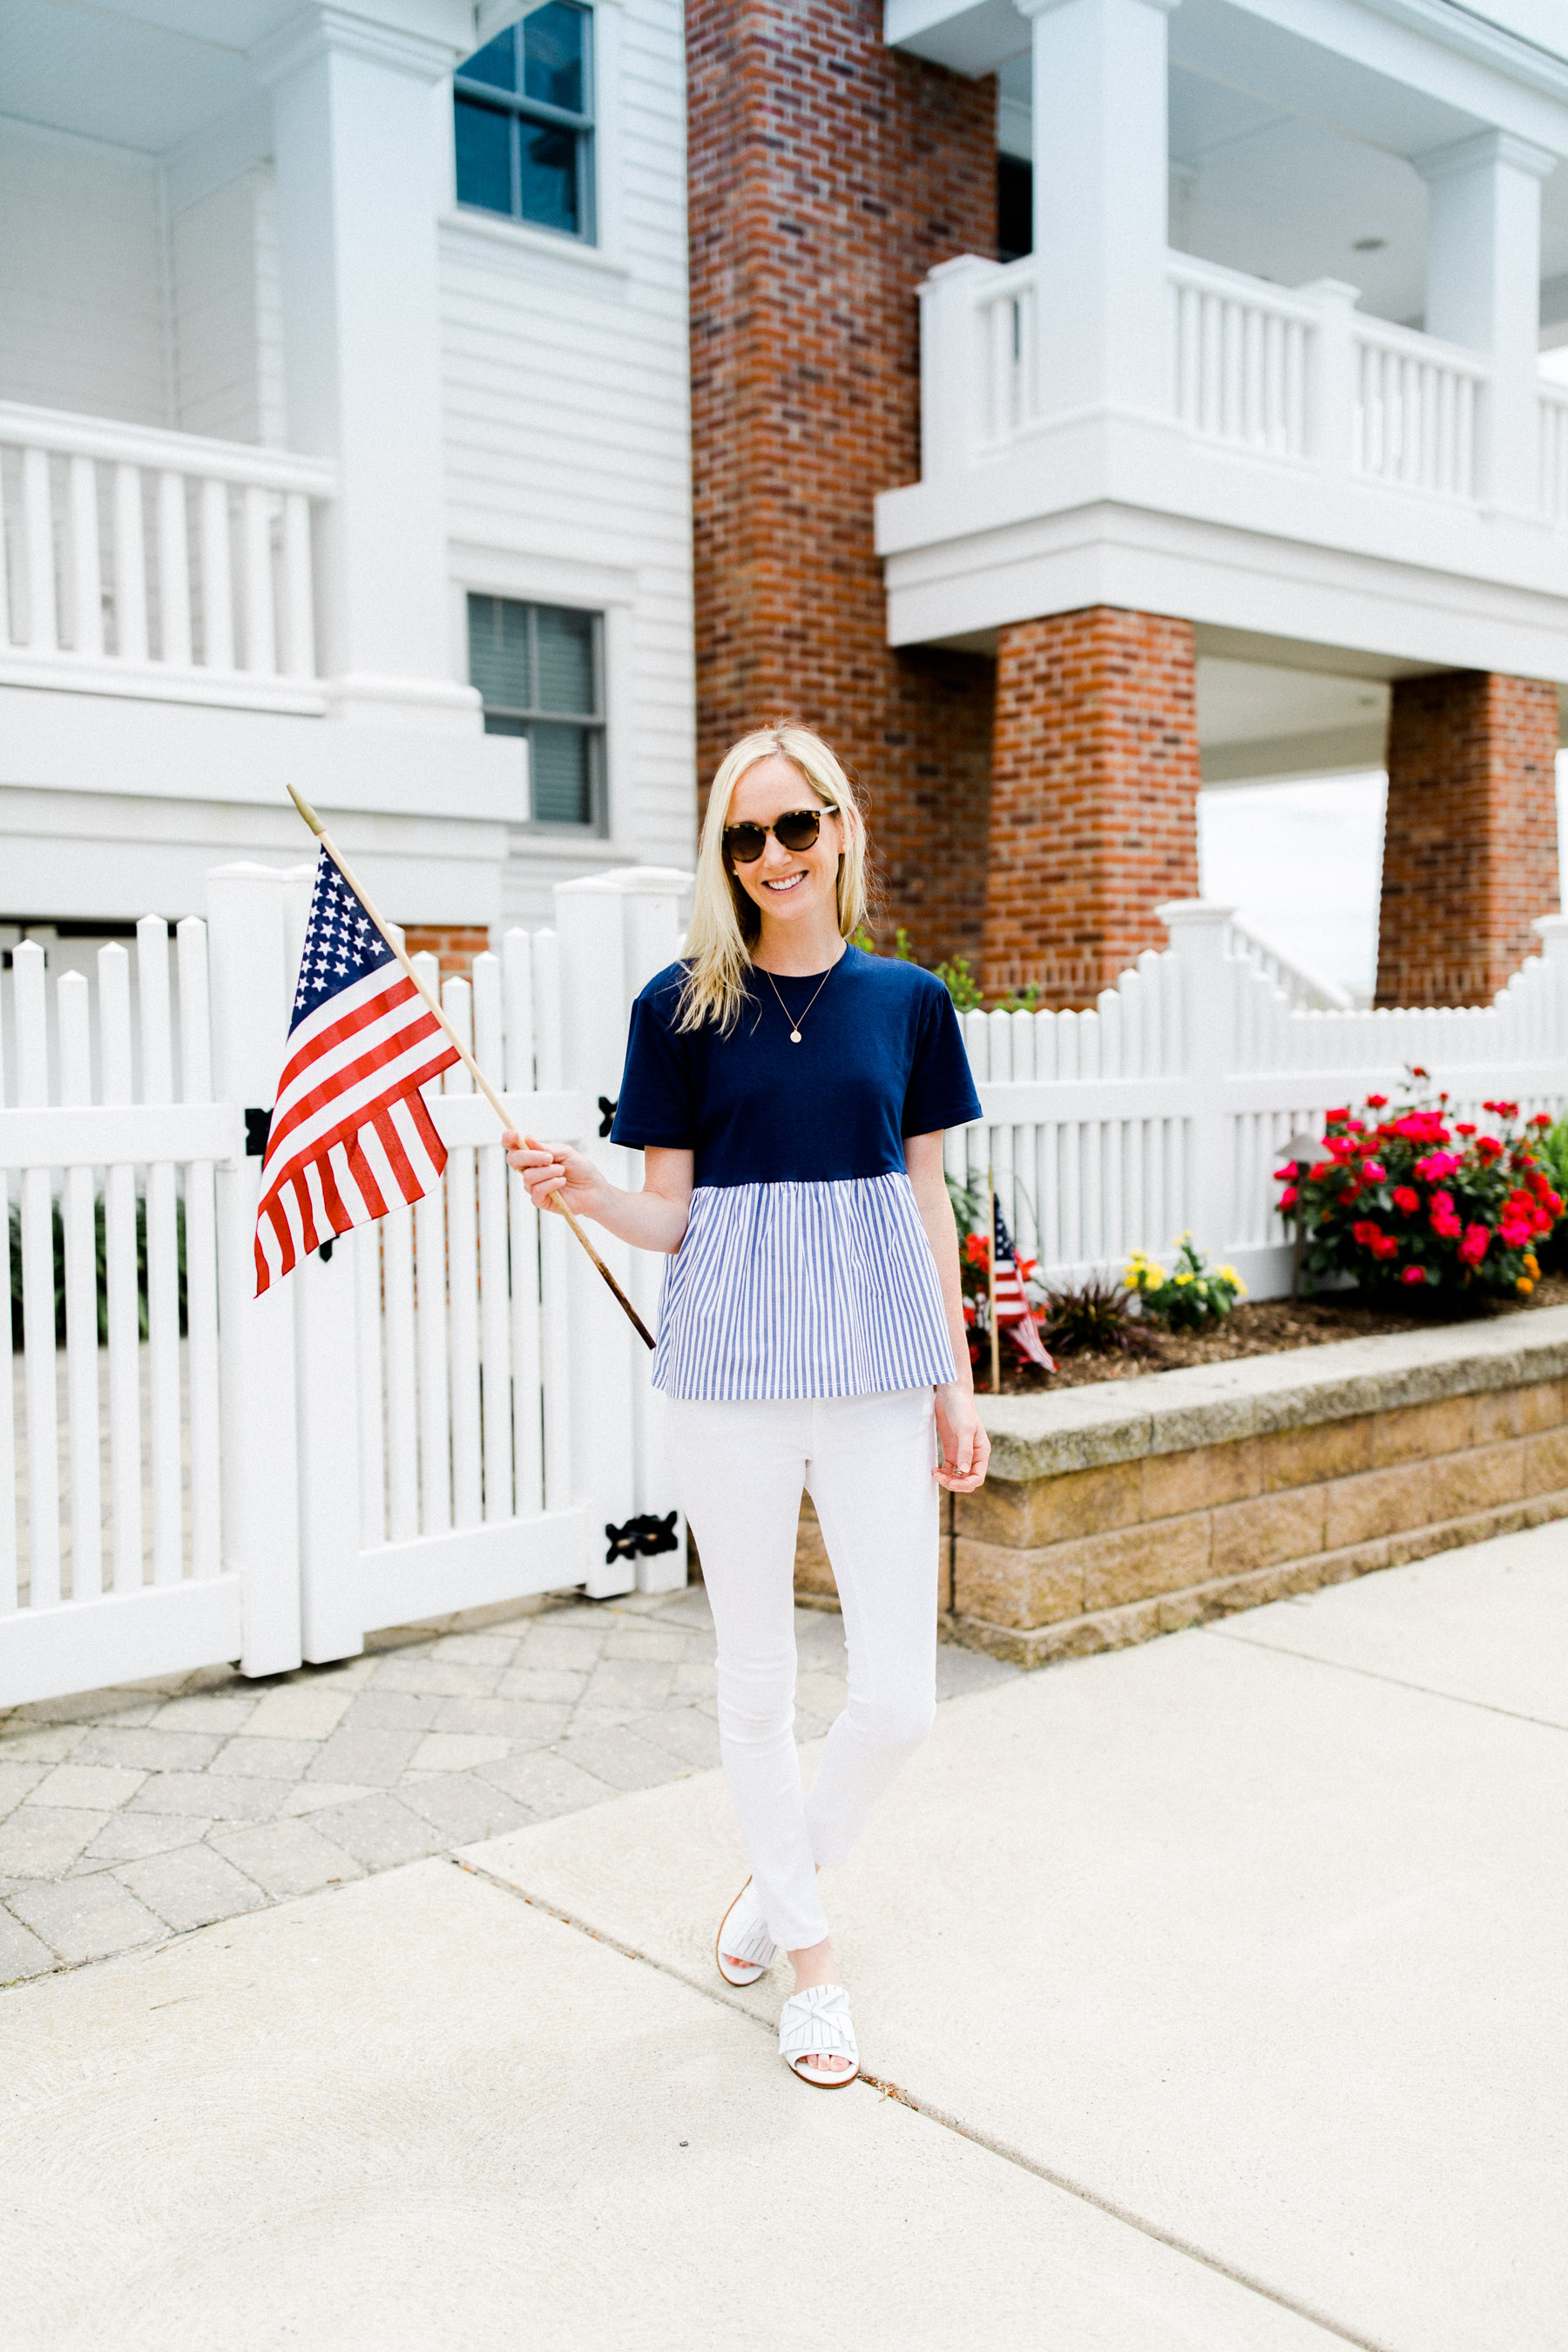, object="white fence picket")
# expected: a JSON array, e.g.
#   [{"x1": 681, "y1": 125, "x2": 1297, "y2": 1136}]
[
  {"x1": 443, "y1": 977, "x2": 483, "y2": 1531},
  {"x1": 178, "y1": 920, "x2": 222, "y2": 1581},
  {"x1": 16, "y1": 943, "x2": 60, "y2": 1611},
  {"x1": 98, "y1": 943, "x2": 143, "y2": 1595},
  {"x1": 58, "y1": 974, "x2": 102, "y2": 1602},
  {"x1": 138, "y1": 918, "x2": 182, "y2": 1587}
]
